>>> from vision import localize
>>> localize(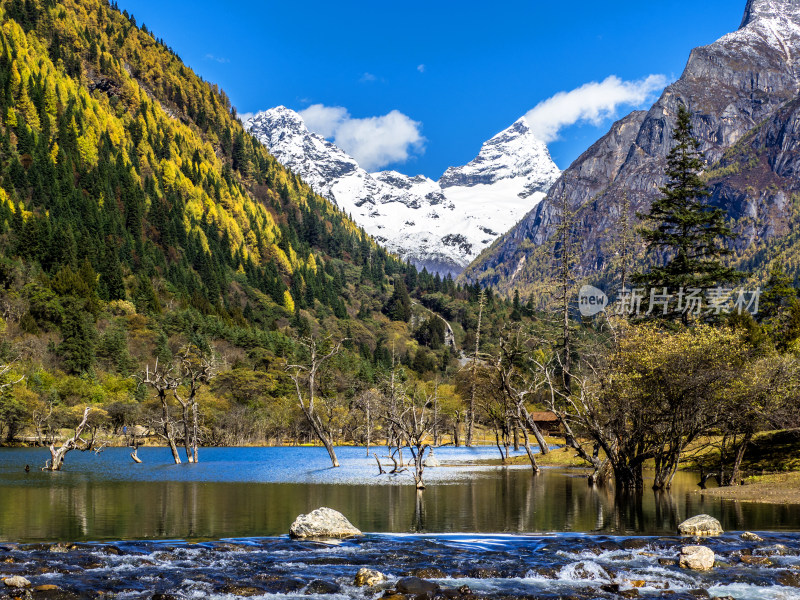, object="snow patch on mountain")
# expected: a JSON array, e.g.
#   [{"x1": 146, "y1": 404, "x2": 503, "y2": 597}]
[{"x1": 245, "y1": 107, "x2": 560, "y2": 275}]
